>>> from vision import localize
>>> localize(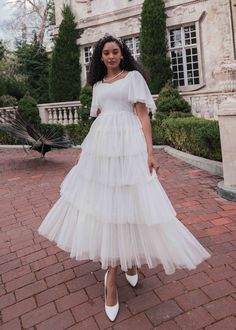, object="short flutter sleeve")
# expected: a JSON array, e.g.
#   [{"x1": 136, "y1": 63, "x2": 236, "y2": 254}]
[
  {"x1": 89, "y1": 83, "x2": 99, "y2": 118},
  {"x1": 128, "y1": 70, "x2": 156, "y2": 114}
]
